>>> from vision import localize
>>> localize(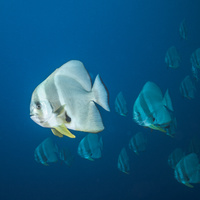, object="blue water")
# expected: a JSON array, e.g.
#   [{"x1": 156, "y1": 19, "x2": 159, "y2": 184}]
[{"x1": 1, "y1": 0, "x2": 200, "y2": 199}]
